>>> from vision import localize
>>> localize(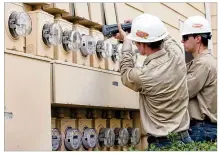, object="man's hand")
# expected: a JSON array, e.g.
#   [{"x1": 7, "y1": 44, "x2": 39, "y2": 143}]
[
  {"x1": 114, "y1": 19, "x2": 133, "y2": 41},
  {"x1": 114, "y1": 24, "x2": 127, "y2": 41}
]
